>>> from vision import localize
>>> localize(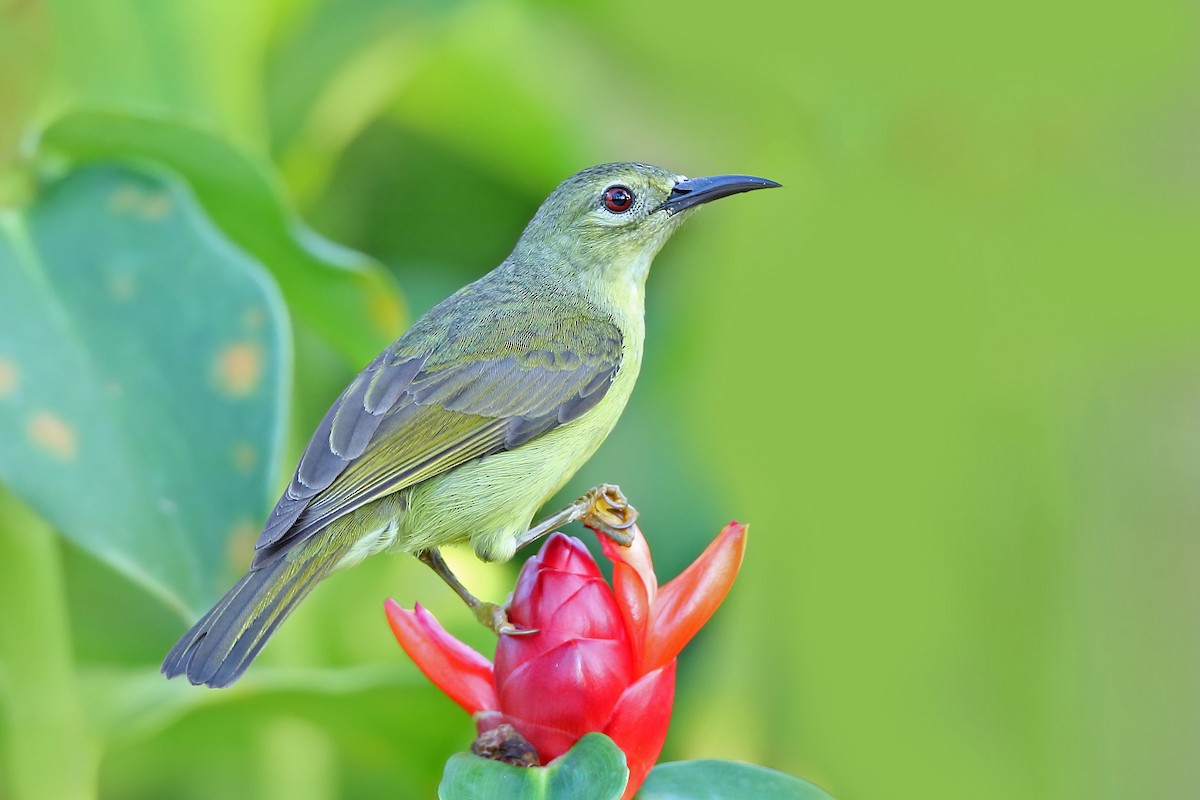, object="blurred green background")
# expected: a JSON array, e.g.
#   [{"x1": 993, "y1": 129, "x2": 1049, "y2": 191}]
[{"x1": 1, "y1": 0, "x2": 1198, "y2": 798}]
